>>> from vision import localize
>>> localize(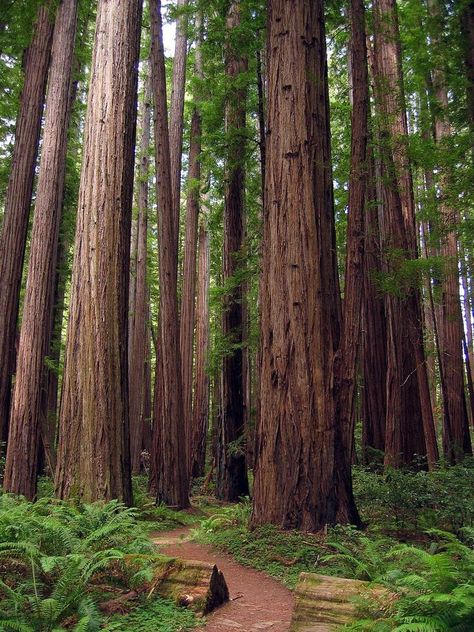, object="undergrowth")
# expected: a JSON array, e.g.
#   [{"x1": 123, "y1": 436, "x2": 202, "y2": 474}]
[
  {"x1": 0, "y1": 493, "x2": 198, "y2": 632},
  {"x1": 194, "y1": 463, "x2": 474, "y2": 630}
]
